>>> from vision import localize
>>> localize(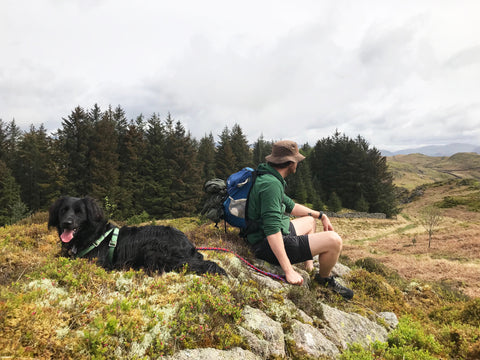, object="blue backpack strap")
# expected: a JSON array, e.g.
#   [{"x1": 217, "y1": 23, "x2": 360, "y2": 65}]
[{"x1": 240, "y1": 169, "x2": 266, "y2": 238}]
